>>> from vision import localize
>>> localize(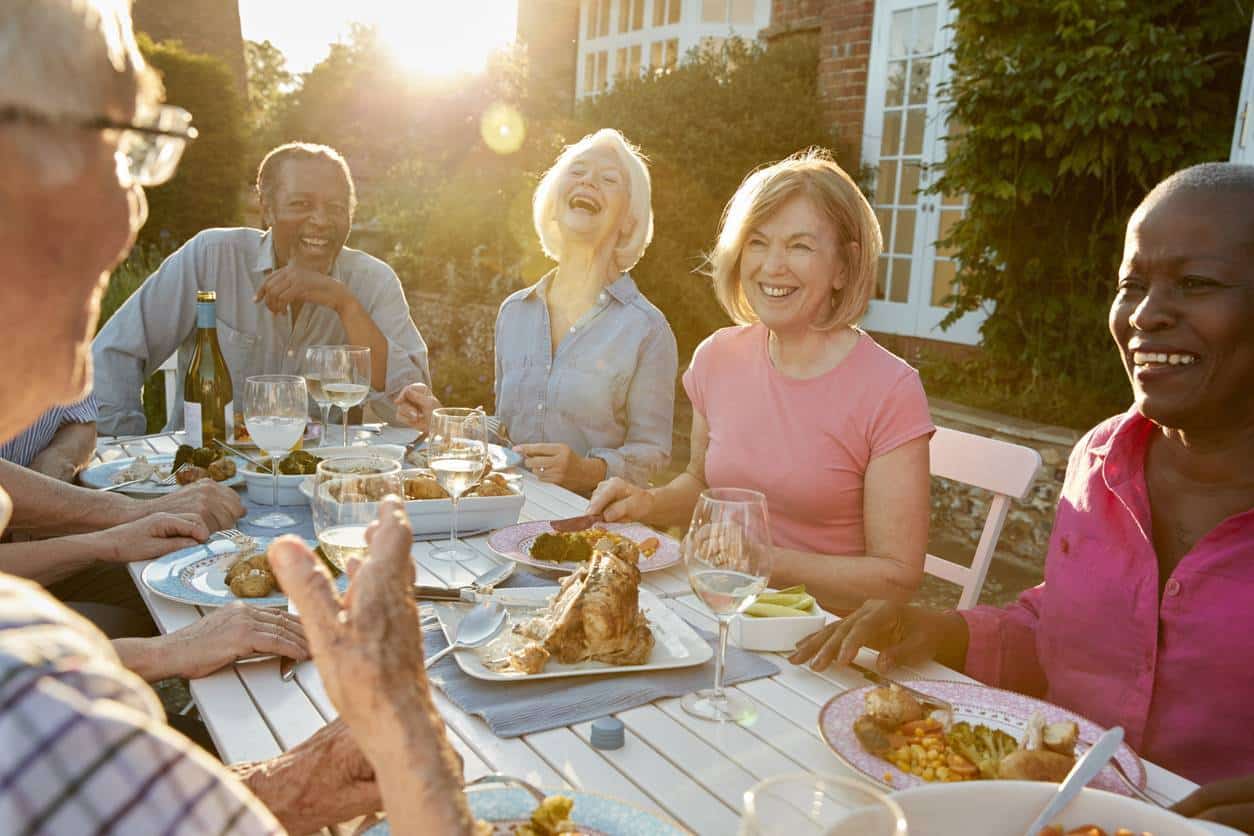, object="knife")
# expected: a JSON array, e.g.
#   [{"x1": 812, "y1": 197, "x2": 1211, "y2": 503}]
[{"x1": 413, "y1": 586, "x2": 544, "y2": 609}]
